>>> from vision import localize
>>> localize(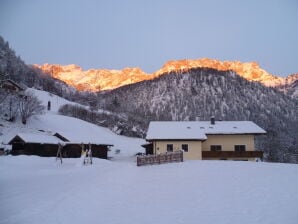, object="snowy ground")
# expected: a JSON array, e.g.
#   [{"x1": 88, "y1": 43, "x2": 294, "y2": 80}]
[
  {"x1": 1, "y1": 88, "x2": 298, "y2": 224},
  {"x1": 0, "y1": 88, "x2": 145, "y2": 158},
  {"x1": 0, "y1": 156, "x2": 298, "y2": 224}
]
